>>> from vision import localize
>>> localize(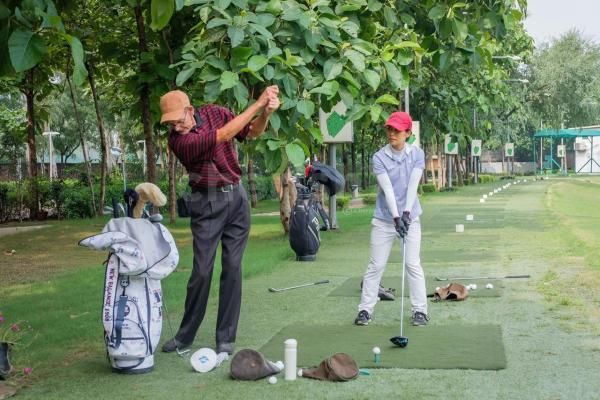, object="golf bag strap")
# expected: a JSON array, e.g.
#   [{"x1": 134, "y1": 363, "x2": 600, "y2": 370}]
[{"x1": 114, "y1": 275, "x2": 130, "y2": 348}]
